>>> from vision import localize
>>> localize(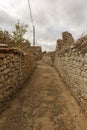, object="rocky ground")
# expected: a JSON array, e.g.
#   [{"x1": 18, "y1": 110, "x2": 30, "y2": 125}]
[{"x1": 0, "y1": 61, "x2": 87, "y2": 130}]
